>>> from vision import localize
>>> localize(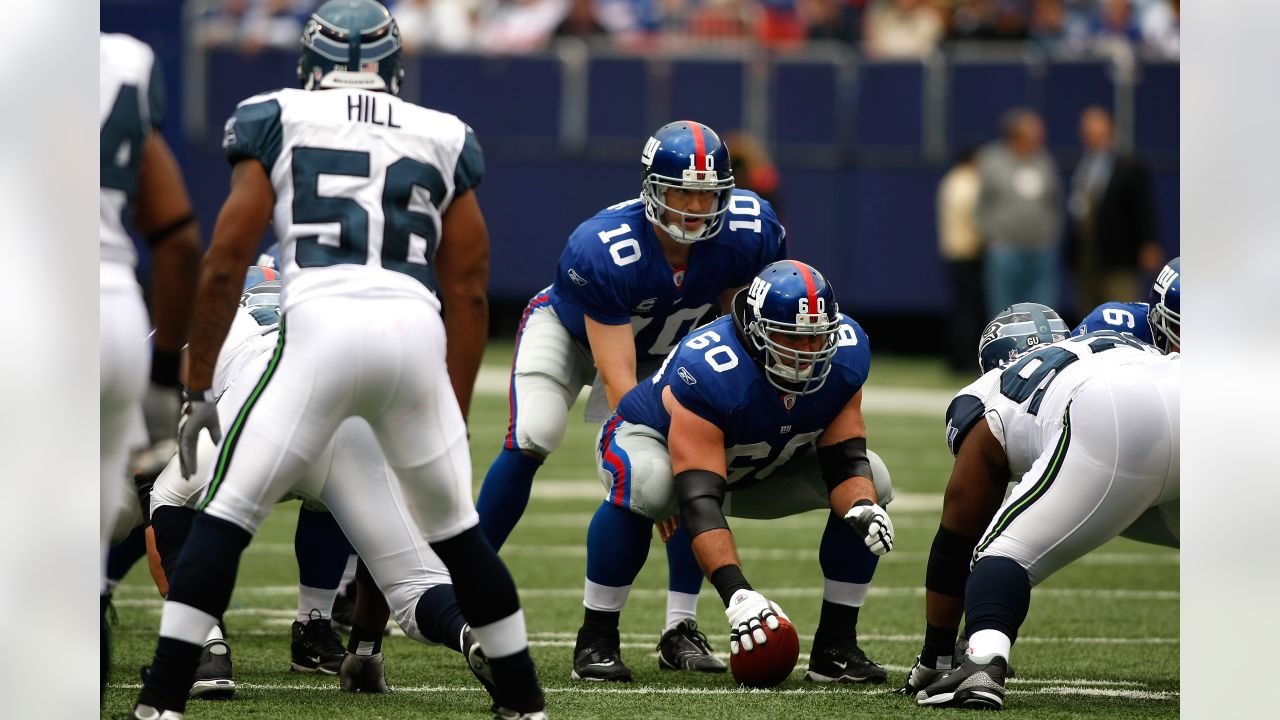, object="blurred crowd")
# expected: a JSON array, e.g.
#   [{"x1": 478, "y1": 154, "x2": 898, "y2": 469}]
[{"x1": 191, "y1": 0, "x2": 1179, "y2": 57}]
